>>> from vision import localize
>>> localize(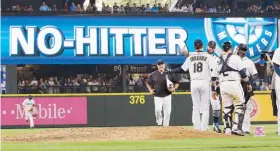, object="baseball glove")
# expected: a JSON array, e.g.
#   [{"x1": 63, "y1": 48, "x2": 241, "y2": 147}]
[
  {"x1": 24, "y1": 107, "x2": 32, "y2": 112},
  {"x1": 31, "y1": 106, "x2": 38, "y2": 117}
]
